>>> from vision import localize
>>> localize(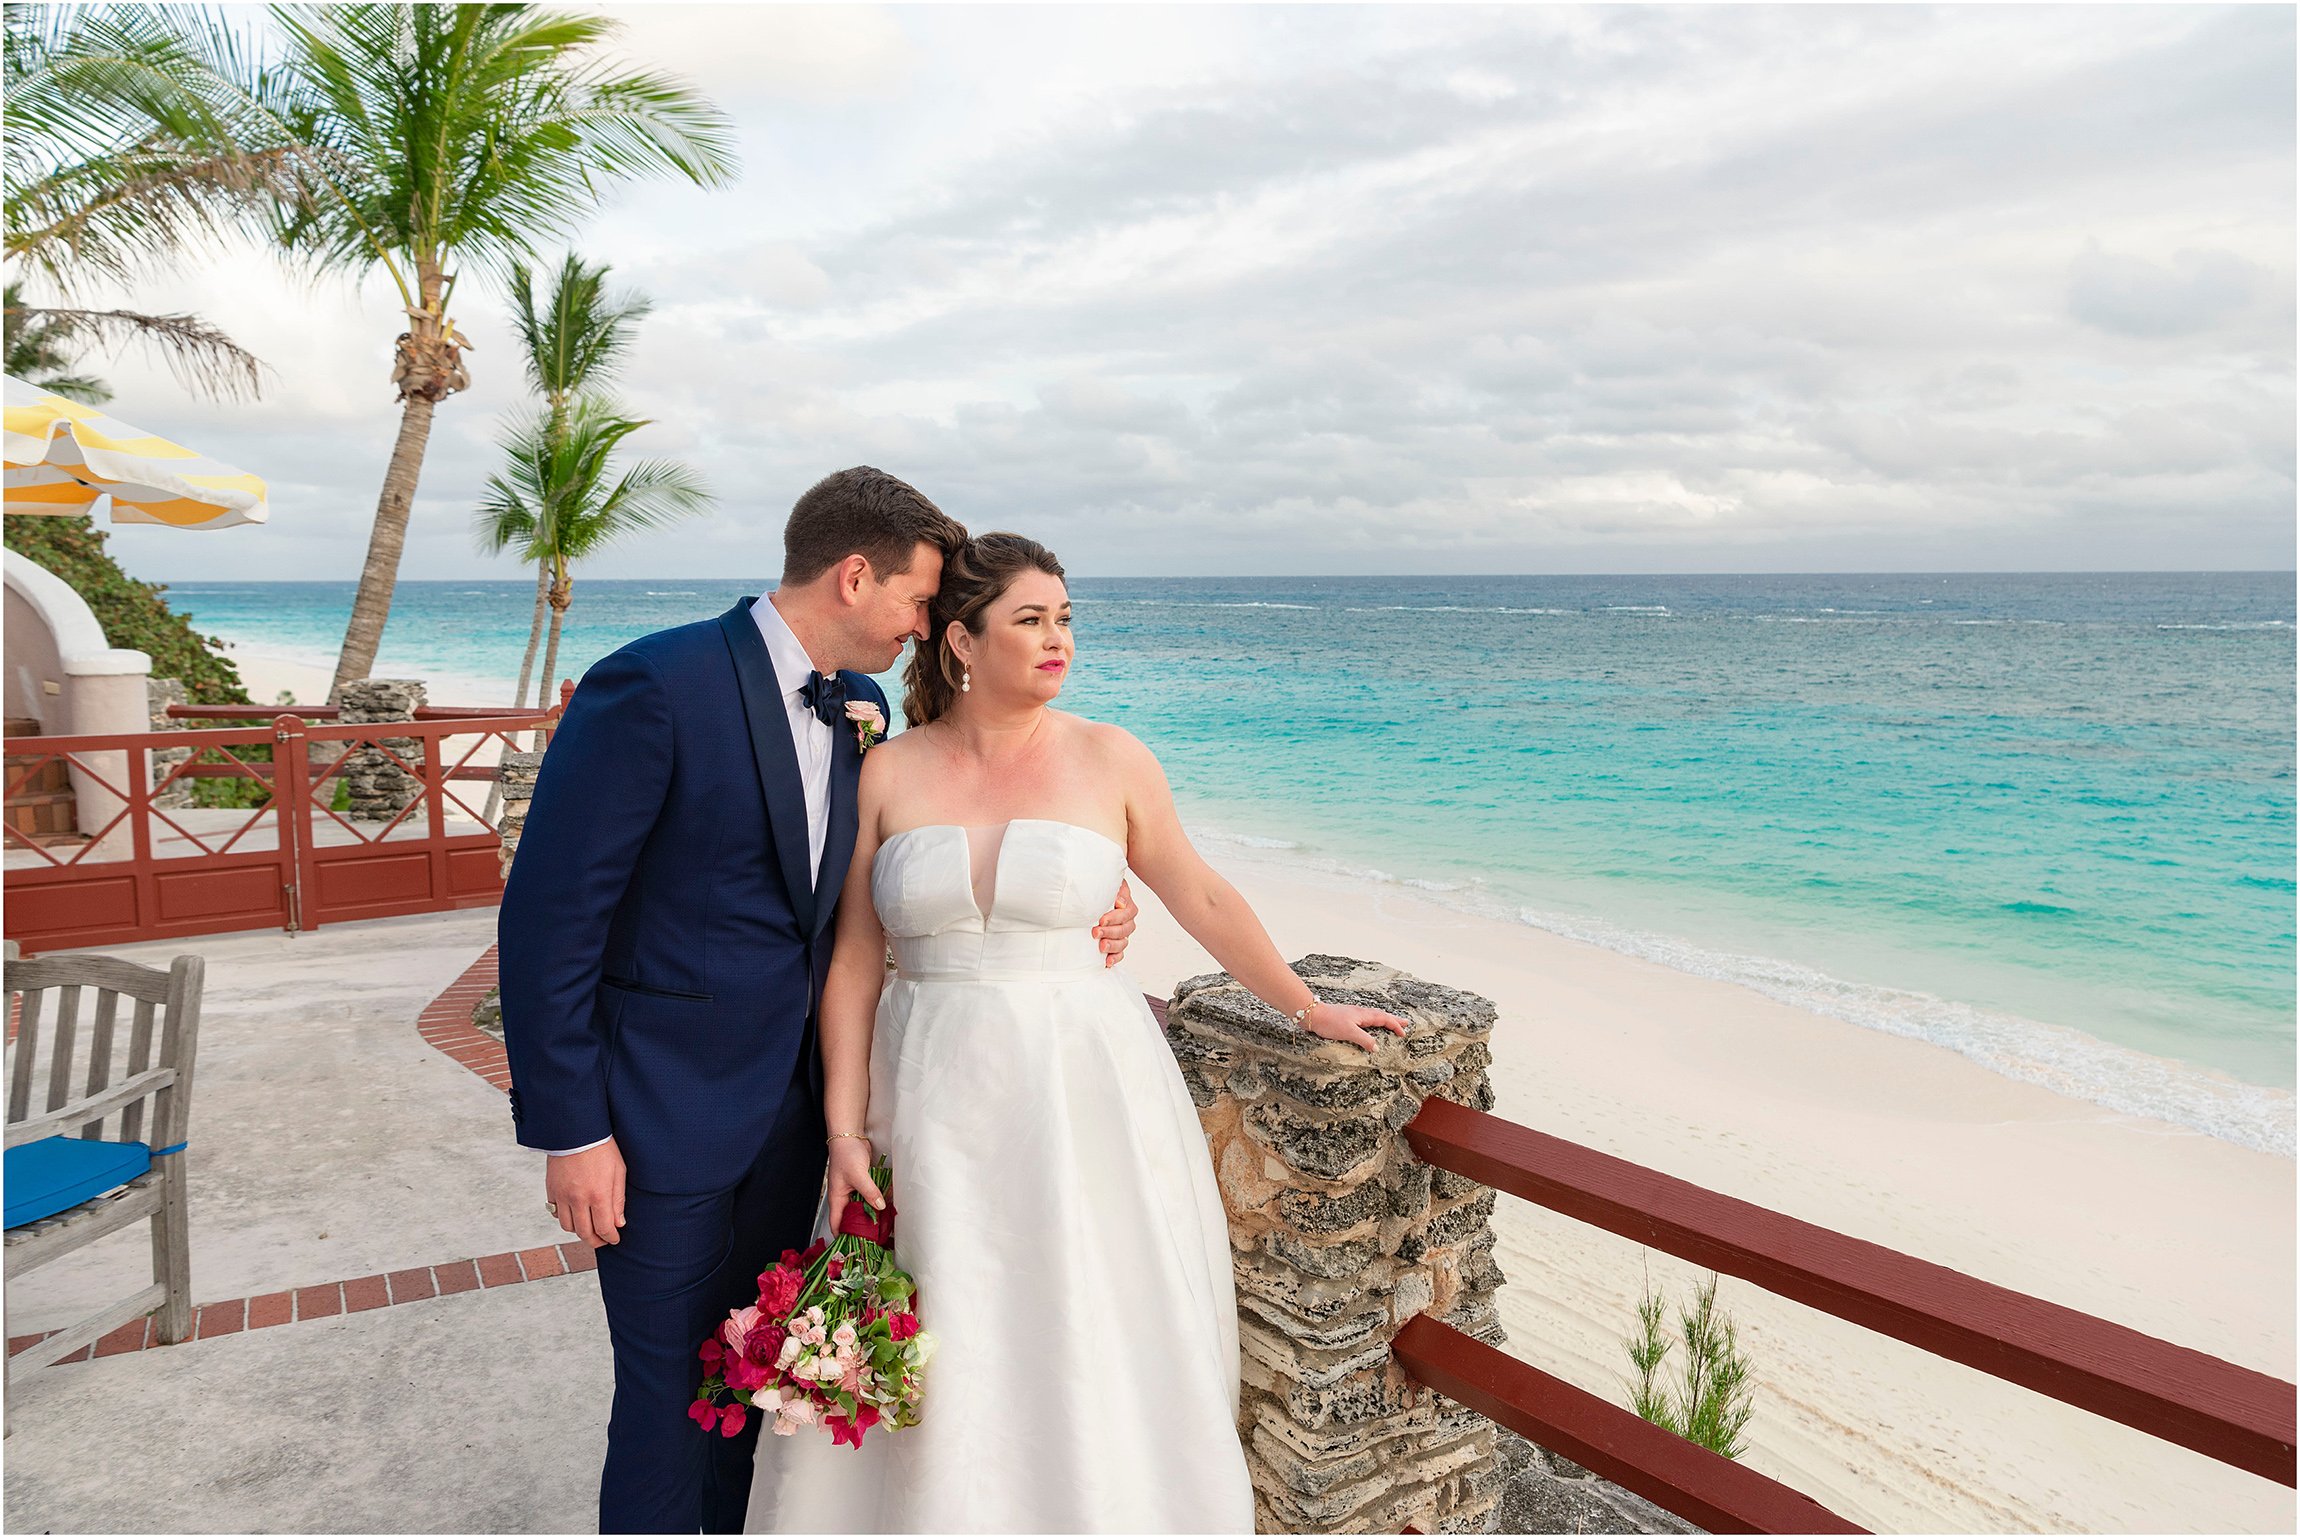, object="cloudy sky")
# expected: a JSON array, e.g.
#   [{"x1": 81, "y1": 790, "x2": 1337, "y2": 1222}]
[{"x1": 62, "y1": 3, "x2": 2300, "y2": 583}]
